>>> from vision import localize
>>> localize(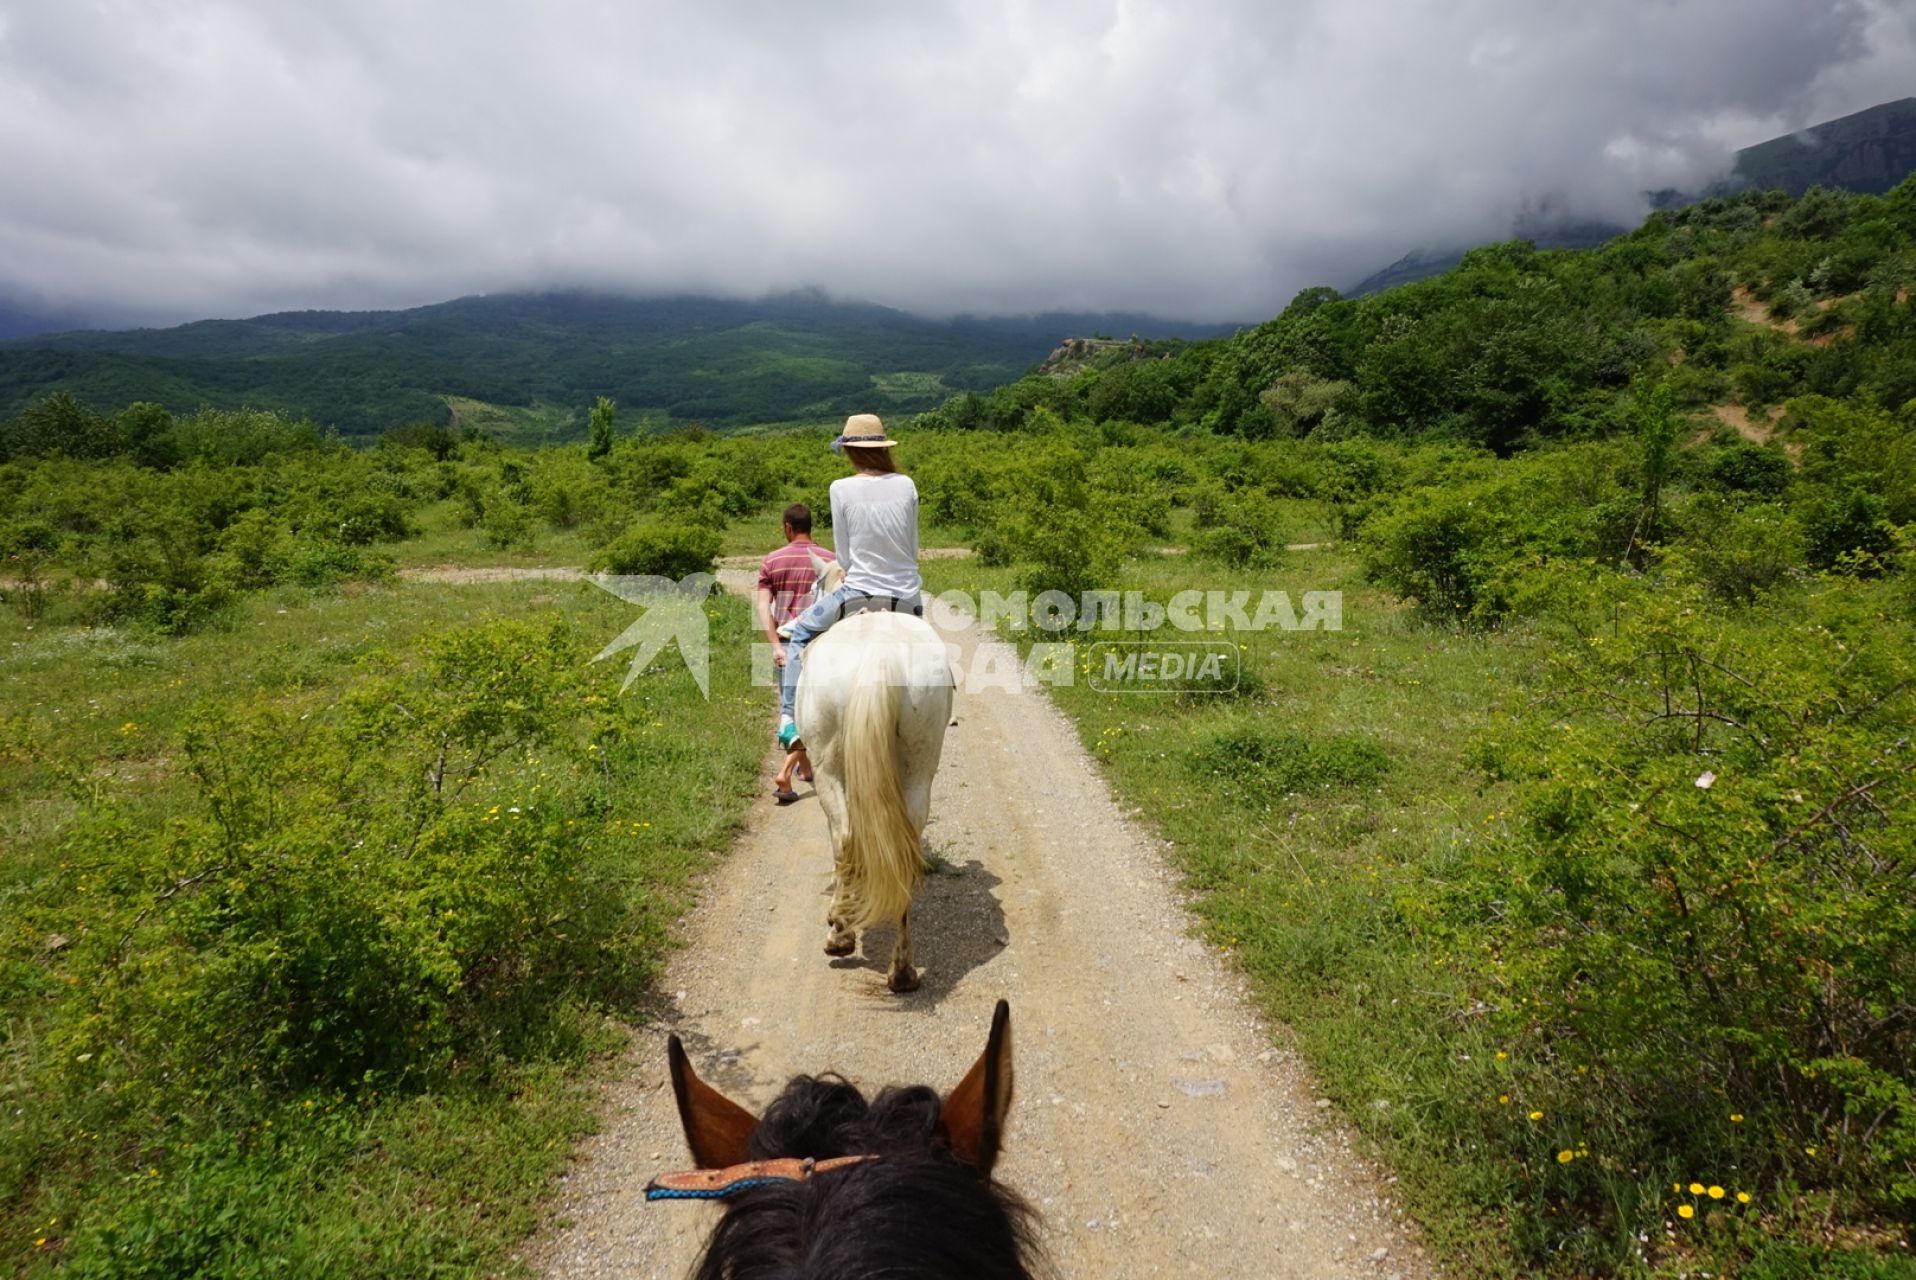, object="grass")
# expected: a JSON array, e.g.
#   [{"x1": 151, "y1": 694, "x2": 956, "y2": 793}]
[{"x1": 1, "y1": 573, "x2": 770, "y2": 1276}]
